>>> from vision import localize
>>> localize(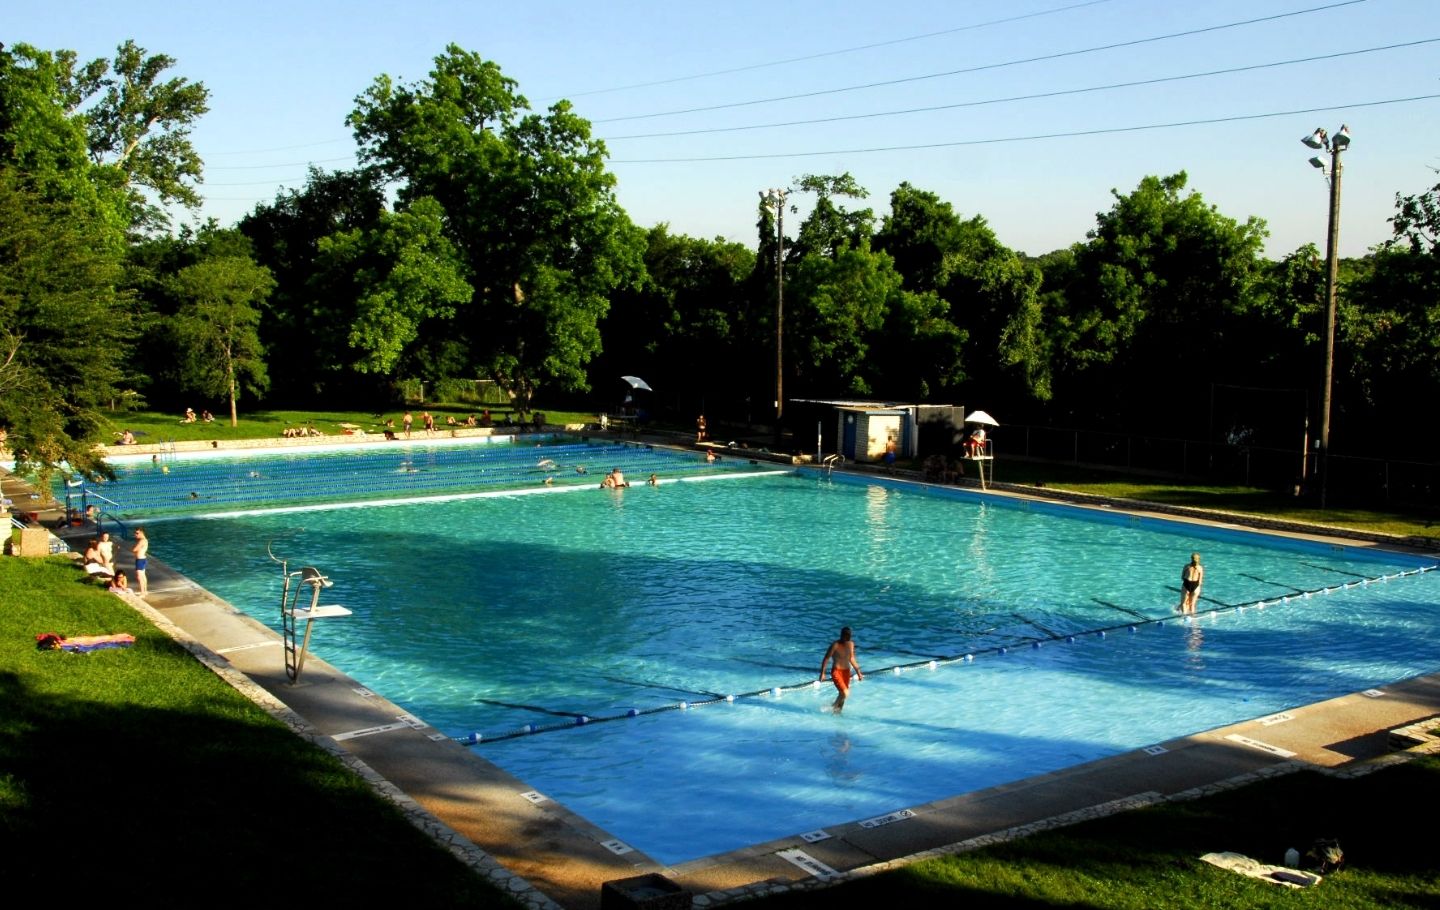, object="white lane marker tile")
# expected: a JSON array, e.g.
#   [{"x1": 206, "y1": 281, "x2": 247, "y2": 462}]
[{"x1": 778, "y1": 848, "x2": 838, "y2": 880}]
